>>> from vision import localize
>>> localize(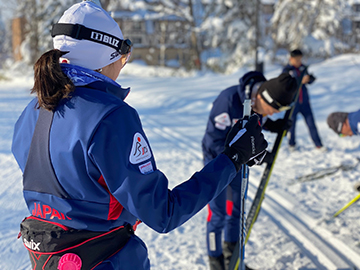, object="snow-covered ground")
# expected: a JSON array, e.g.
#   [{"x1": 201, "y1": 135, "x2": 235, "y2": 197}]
[{"x1": 1, "y1": 54, "x2": 360, "y2": 270}]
